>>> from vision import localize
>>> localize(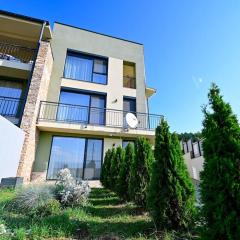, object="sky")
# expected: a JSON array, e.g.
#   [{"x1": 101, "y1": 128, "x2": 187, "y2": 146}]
[{"x1": 2, "y1": 0, "x2": 240, "y2": 133}]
